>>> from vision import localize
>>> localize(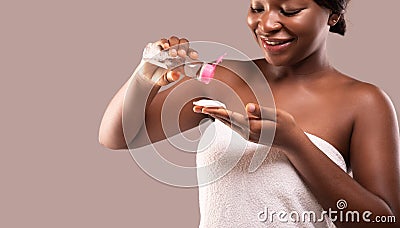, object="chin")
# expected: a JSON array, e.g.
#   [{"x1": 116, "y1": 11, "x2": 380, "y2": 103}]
[{"x1": 264, "y1": 55, "x2": 291, "y2": 66}]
